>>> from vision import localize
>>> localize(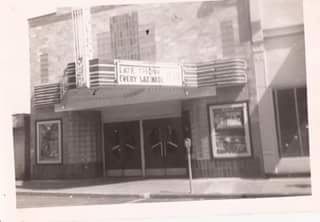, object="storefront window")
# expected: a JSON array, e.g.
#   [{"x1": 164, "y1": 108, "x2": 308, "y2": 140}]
[
  {"x1": 36, "y1": 120, "x2": 62, "y2": 164},
  {"x1": 297, "y1": 88, "x2": 309, "y2": 156},
  {"x1": 209, "y1": 103, "x2": 251, "y2": 158},
  {"x1": 274, "y1": 87, "x2": 309, "y2": 157}
]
